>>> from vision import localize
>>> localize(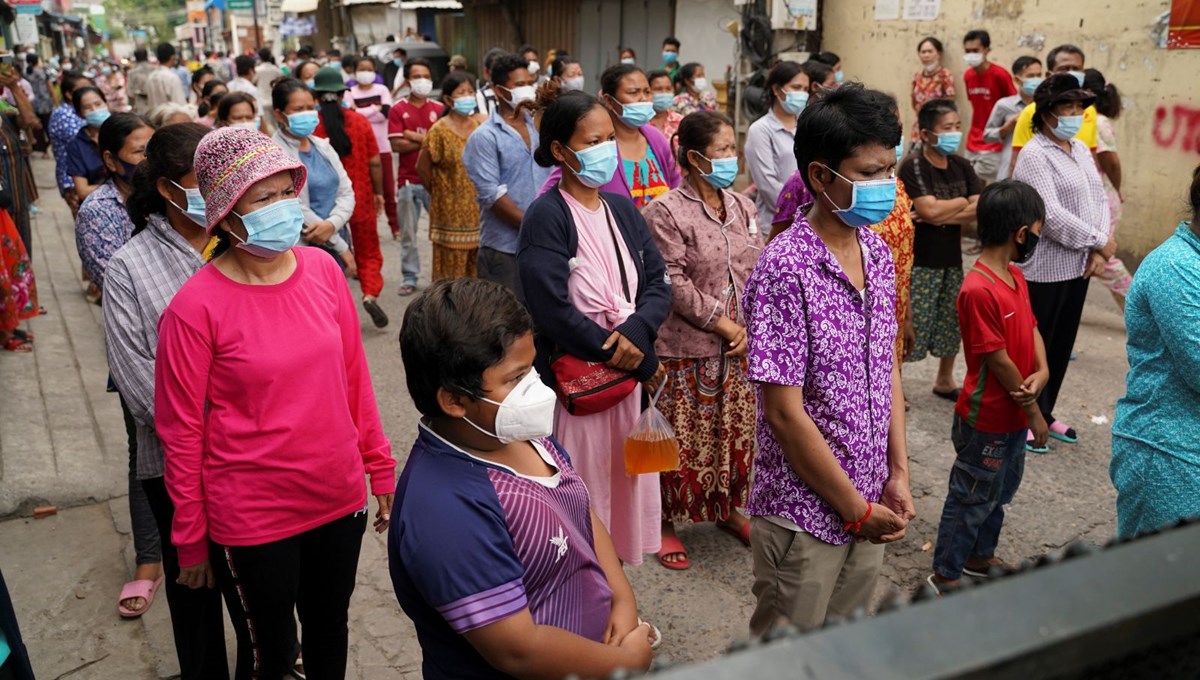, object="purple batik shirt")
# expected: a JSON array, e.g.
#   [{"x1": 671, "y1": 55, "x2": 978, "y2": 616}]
[{"x1": 742, "y1": 212, "x2": 898, "y2": 545}]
